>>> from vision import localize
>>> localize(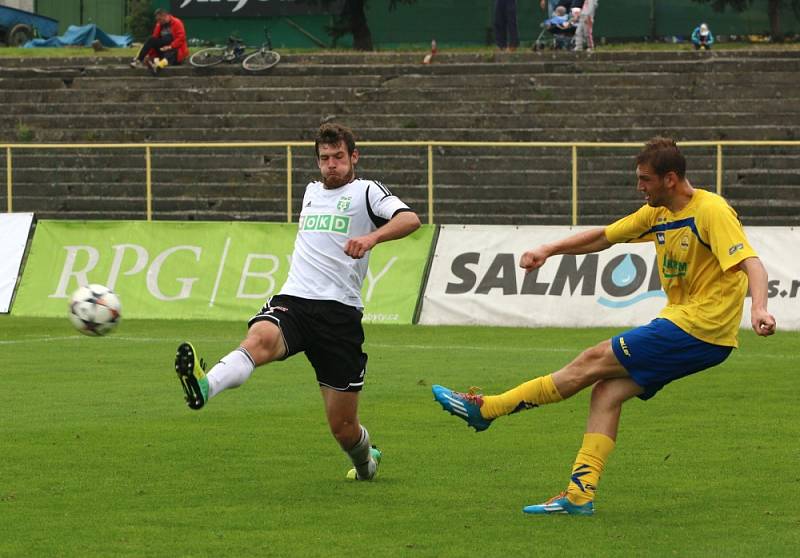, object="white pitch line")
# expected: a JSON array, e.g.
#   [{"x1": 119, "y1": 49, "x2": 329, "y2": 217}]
[
  {"x1": 0, "y1": 337, "x2": 795, "y2": 362},
  {"x1": 367, "y1": 342, "x2": 577, "y2": 353}
]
